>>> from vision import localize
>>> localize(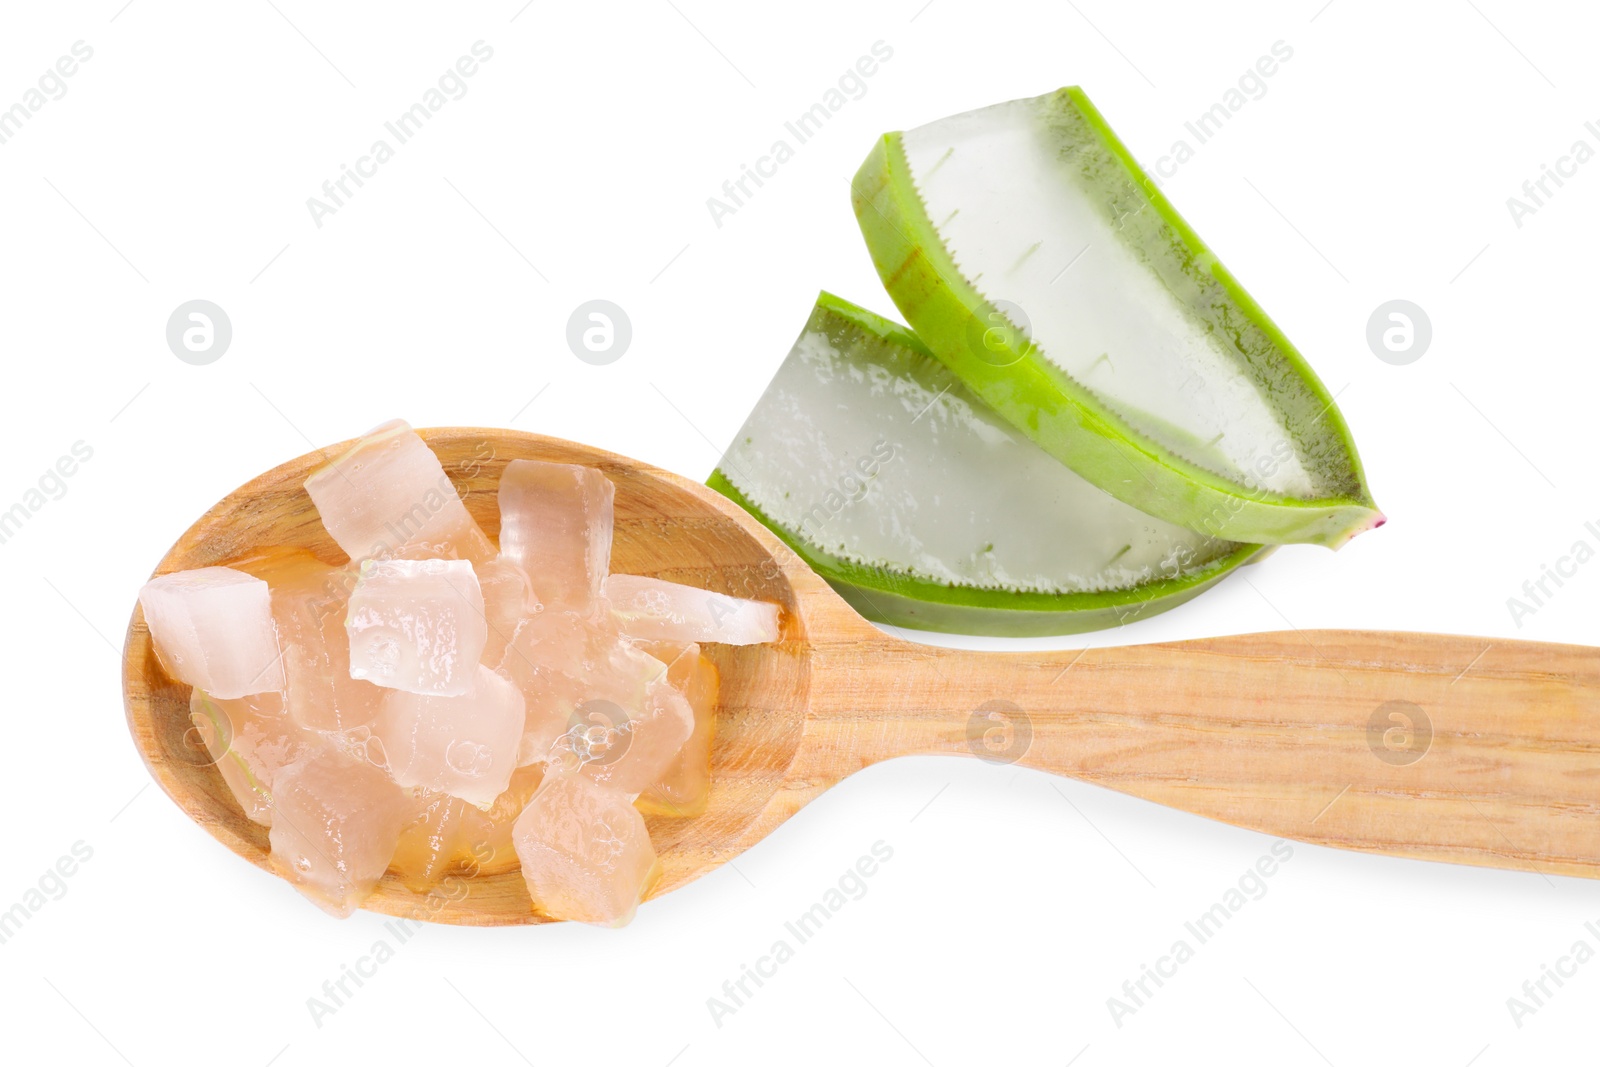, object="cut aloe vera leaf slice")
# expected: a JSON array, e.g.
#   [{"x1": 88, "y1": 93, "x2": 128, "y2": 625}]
[
  {"x1": 851, "y1": 87, "x2": 1382, "y2": 547},
  {"x1": 710, "y1": 292, "x2": 1263, "y2": 637}
]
